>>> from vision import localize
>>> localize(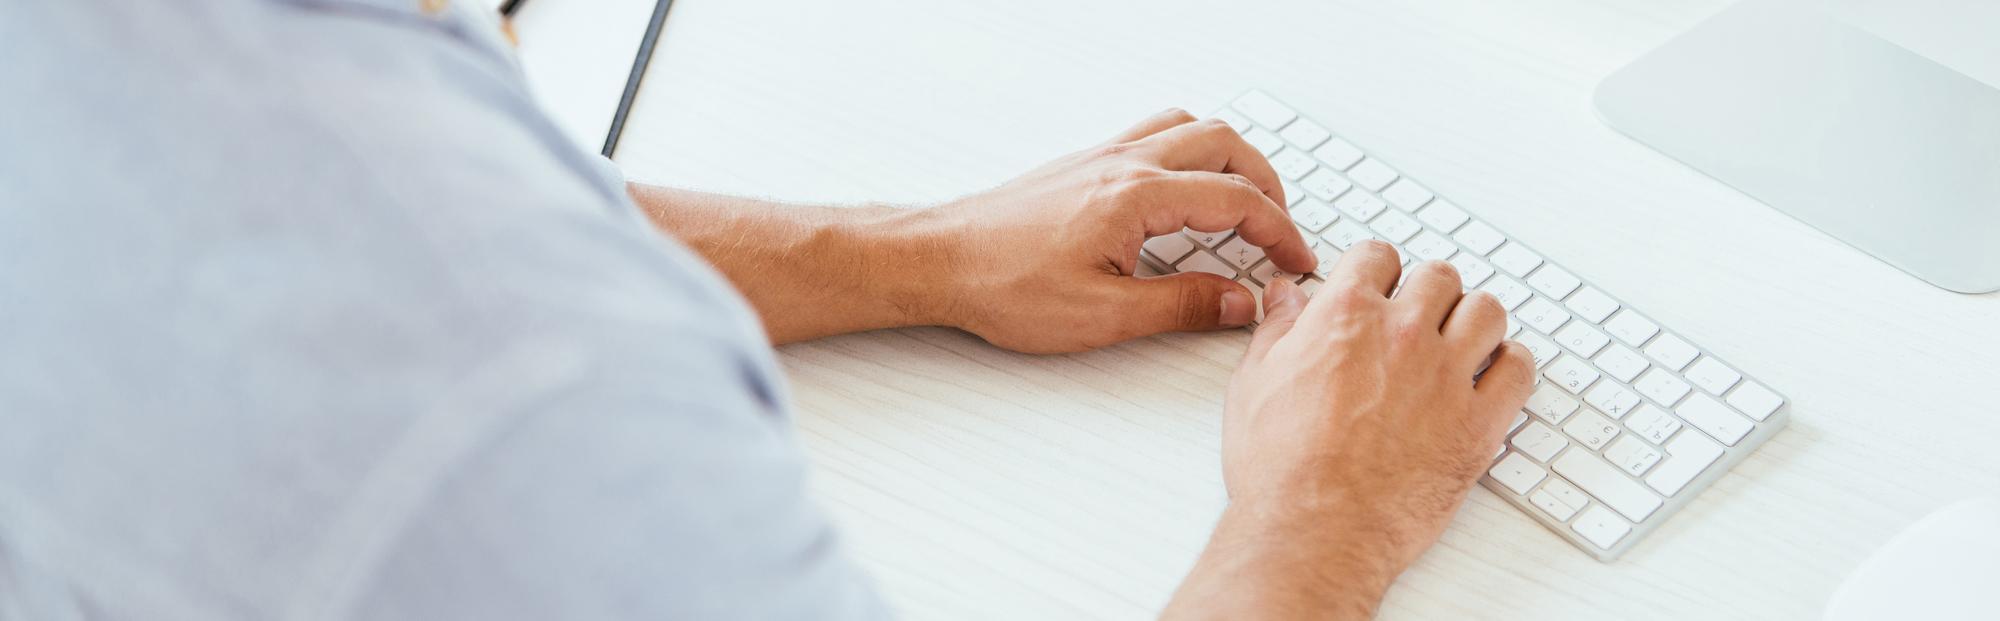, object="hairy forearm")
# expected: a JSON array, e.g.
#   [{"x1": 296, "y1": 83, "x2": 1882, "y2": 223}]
[
  {"x1": 1164, "y1": 501, "x2": 1406, "y2": 621},
  {"x1": 626, "y1": 183, "x2": 963, "y2": 344}
]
